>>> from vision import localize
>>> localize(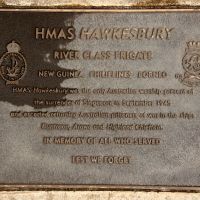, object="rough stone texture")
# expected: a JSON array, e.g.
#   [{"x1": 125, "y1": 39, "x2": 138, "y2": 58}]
[
  {"x1": 1, "y1": 0, "x2": 200, "y2": 7},
  {"x1": 0, "y1": 191, "x2": 200, "y2": 200}
]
